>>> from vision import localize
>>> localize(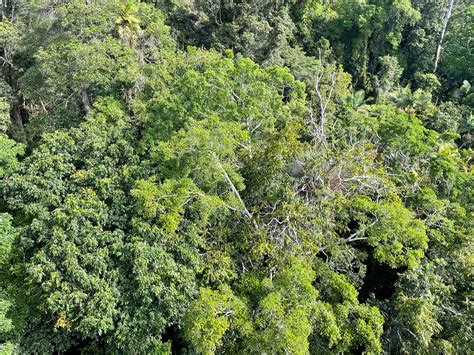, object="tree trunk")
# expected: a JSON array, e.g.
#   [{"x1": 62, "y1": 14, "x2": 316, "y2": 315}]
[
  {"x1": 80, "y1": 89, "x2": 92, "y2": 114},
  {"x1": 434, "y1": 0, "x2": 455, "y2": 72},
  {"x1": 12, "y1": 105, "x2": 23, "y2": 129}
]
